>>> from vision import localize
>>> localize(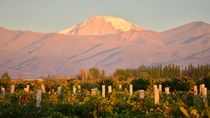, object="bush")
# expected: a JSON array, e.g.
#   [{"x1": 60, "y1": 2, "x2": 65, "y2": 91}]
[
  {"x1": 131, "y1": 78, "x2": 149, "y2": 91},
  {"x1": 204, "y1": 77, "x2": 210, "y2": 90}
]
